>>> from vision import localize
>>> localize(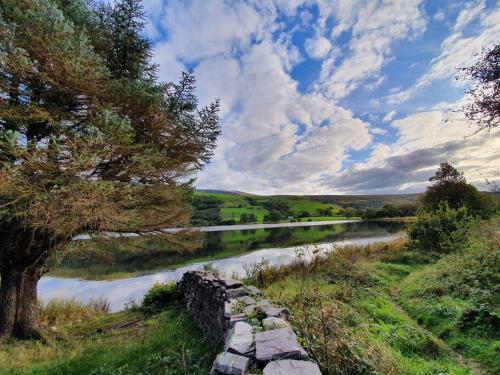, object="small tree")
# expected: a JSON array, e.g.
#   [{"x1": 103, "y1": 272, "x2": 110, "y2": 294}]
[
  {"x1": 0, "y1": 0, "x2": 220, "y2": 341},
  {"x1": 419, "y1": 163, "x2": 494, "y2": 218}
]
